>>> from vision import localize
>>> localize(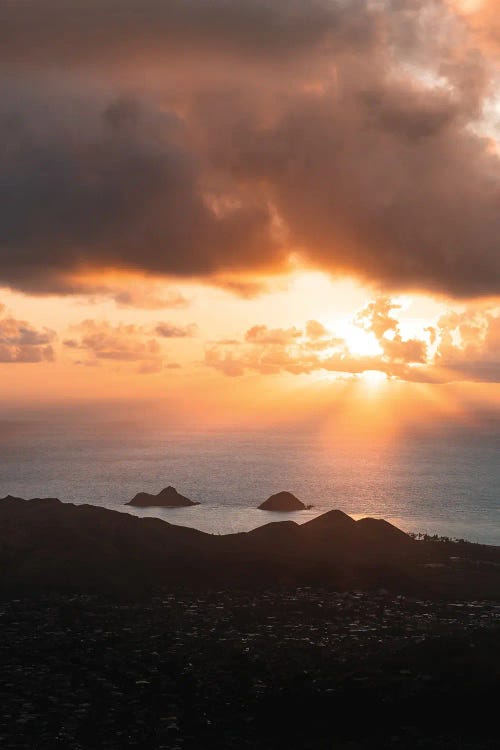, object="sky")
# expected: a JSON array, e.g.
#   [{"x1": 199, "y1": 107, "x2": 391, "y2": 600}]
[{"x1": 1, "y1": 0, "x2": 499, "y2": 434}]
